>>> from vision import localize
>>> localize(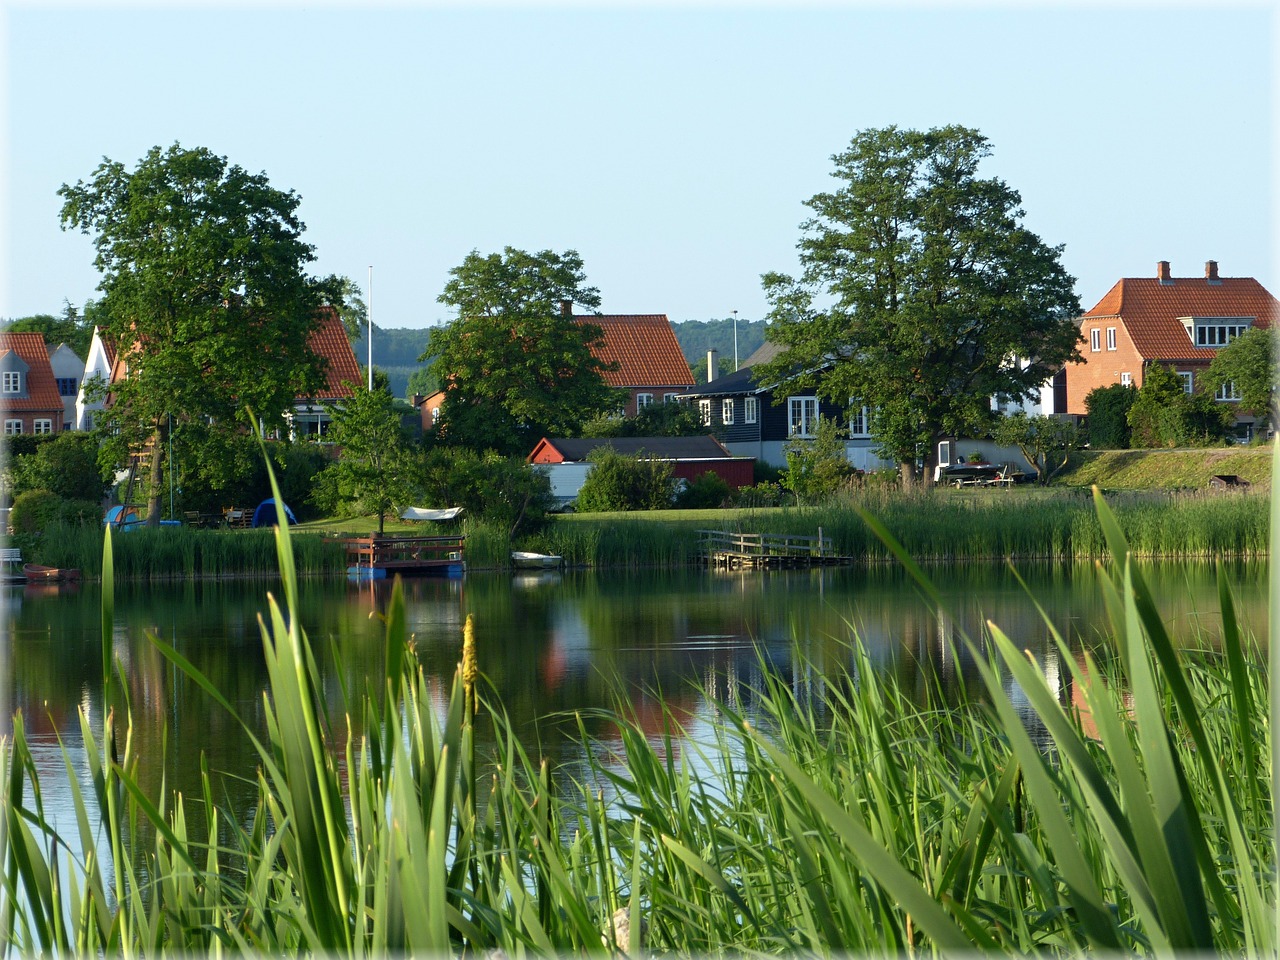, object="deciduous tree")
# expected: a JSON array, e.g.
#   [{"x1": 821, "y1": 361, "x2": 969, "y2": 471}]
[
  {"x1": 992, "y1": 412, "x2": 1079, "y2": 484},
  {"x1": 422, "y1": 247, "x2": 623, "y2": 455},
  {"x1": 59, "y1": 143, "x2": 344, "y2": 523},
  {"x1": 1203, "y1": 327, "x2": 1276, "y2": 433},
  {"x1": 756, "y1": 125, "x2": 1082, "y2": 485}
]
